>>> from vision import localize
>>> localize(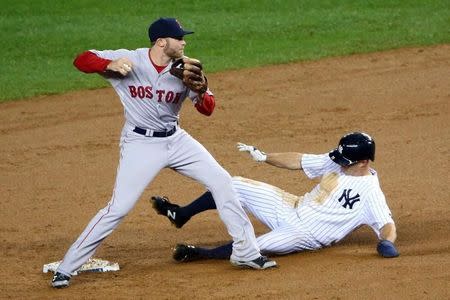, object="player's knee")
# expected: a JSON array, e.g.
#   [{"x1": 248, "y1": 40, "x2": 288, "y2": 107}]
[
  {"x1": 207, "y1": 180, "x2": 235, "y2": 199},
  {"x1": 208, "y1": 169, "x2": 233, "y2": 185},
  {"x1": 100, "y1": 196, "x2": 136, "y2": 219},
  {"x1": 105, "y1": 204, "x2": 131, "y2": 218}
]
